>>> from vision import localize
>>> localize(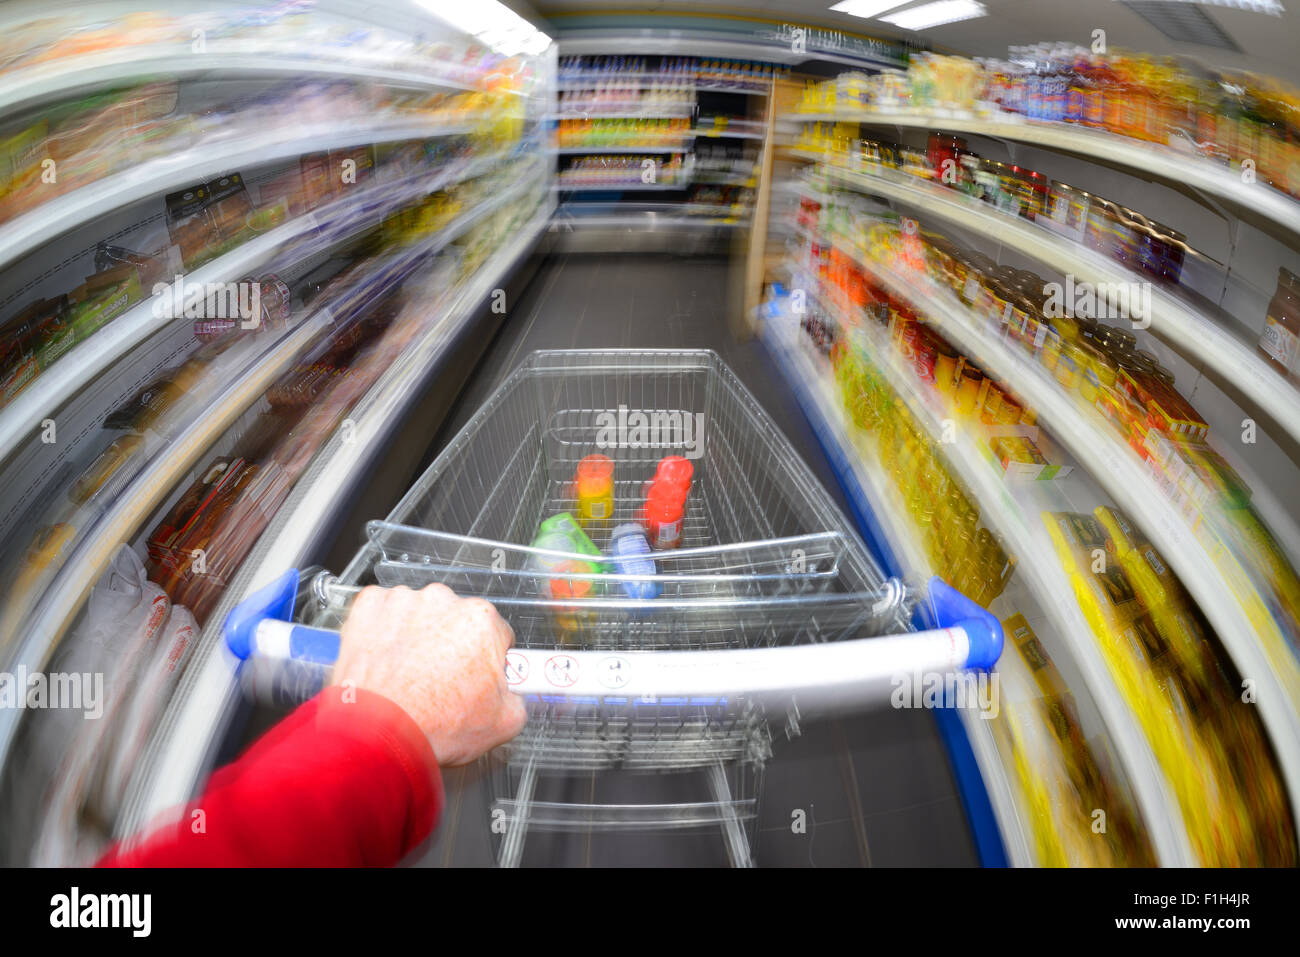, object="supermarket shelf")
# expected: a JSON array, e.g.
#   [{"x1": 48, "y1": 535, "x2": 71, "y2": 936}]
[
  {"x1": 0, "y1": 41, "x2": 488, "y2": 117},
  {"x1": 783, "y1": 252, "x2": 1196, "y2": 865},
  {"x1": 553, "y1": 208, "x2": 748, "y2": 228},
  {"x1": 0, "y1": 148, "x2": 515, "y2": 472},
  {"x1": 556, "y1": 33, "x2": 901, "y2": 70},
  {"x1": 0, "y1": 168, "x2": 548, "y2": 783},
  {"x1": 0, "y1": 114, "x2": 484, "y2": 274},
  {"x1": 557, "y1": 81, "x2": 770, "y2": 97},
  {"x1": 553, "y1": 143, "x2": 690, "y2": 154},
  {"x1": 121, "y1": 199, "x2": 553, "y2": 838},
  {"x1": 799, "y1": 154, "x2": 1300, "y2": 457},
  {"x1": 547, "y1": 204, "x2": 747, "y2": 253},
  {"x1": 694, "y1": 126, "x2": 765, "y2": 140},
  {"x1": 0, "y1": 312, "x2": 330, "y2": 768},
  {"x1": 548, "y1": 109, "x2": 695, "y2": 120},
  {"x1": 553, "y1": 182, "x2": 691, "y2": 192},
  {"x1": 557, "y1": 73, "x2": 693, "y2": 90},
  {"x1": 761, "y1": 316, "x2": 1026, "y2": 867},
  {"x1": 801, "y1": 224, "x2": 1300, "y2": 844},
  {"x1": 692, "y1": 173, "x2": 758, "y2": 187},
  {"x1": 695, "y1": 84, "x2": 770, "y2": 96},
  {"x1": 785, "y1": 109, "x2": 1300, "y2": 244}
]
